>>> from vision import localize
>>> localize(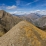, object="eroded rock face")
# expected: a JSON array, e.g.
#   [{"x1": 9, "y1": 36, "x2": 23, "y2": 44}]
[
  {"x1": 0, "y1": 10, "x2": 22, "y2": 36},
  {"x1": 0, "y1": 21, "x2": 46, "y2": 46}
]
